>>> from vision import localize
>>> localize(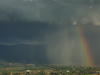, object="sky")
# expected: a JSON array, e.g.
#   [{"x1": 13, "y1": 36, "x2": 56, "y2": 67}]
[{"x1": 0, "y1": 0, "x2": 100, "y2": 65}]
